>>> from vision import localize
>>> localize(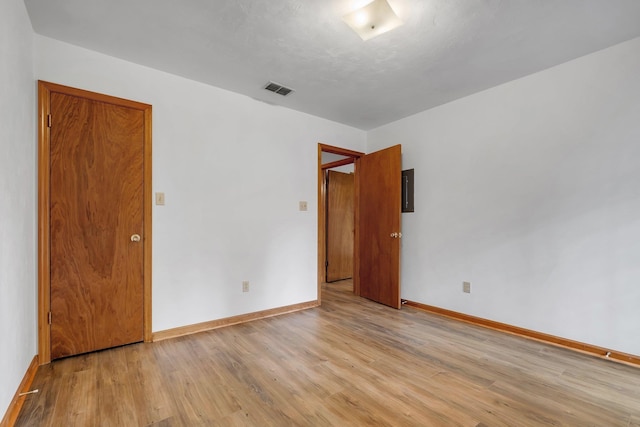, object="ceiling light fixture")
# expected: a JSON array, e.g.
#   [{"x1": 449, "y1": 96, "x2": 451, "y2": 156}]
[{"x1": 342, "y1": 0, "x2": 403, "y2": 41}]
